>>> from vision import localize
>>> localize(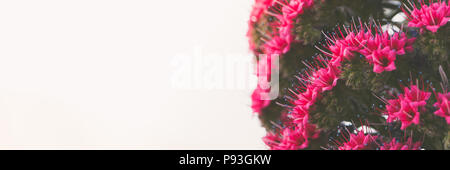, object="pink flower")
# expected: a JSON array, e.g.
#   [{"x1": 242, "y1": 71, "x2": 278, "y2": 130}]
[
  {"x1": 380, "y1": 32, "x2": 416, "y2": 55},
  {"x1": 291, "y1": 106, "x2": 309, "y2": 125},
  {"x1": 294, "y1": 86, "x2": 321, "y2": 109},
  {"x1": 276, "y1": 127, "x2": 309, "y2": 150},
  {"x1": 381, "y1": 83, "x2": 429, "y2": 127},
  {"x1": 359, "y1": 29, "x2": 416, "y2": 57},
  {"x1": 328, "y1": 40, "x2": 355, "y2": 65},
  {"x1": 325, "y1": 28, "x2": 371, "y2": 66},
  {"x1": 276, "y1": 20, "x2": 294, "y2": 49},
  {"x1": 338, "y1": 131, "x2": 378, "y2": 150},
  {"x1": 263, "y1": 118, "x2": 319, "y2": 150},
  {"x1": 278, "y1": 20, "x2": 294, "y2": 39},
  {"x1": 433, "y1": 92, "x2": 450, "y2": 124},
  {"x1": 367, "y1": 46, "x2": 397, "y2": 73},
  {"x1": 380, "y1": 138, "x2": 422, "y2": 150},
  {"x1": 405, "y1": 1, "x2": 450, "y2": 33},
  {"x1": 403, "y1": 85, "x2": 431, "y2": 107},
  {"x1": 359, "y1": 34, "x2": 381, "y2": 57},
  {"x1": 384, "y1": 98, "x2": 402, "y2": 123},
  {"x1": 263, "y1": 35, "x2": 291, "y2": 54},
  {"x1": 344, "y1": 30, "x2": 372, "y2": 51},
  {"x1": 395, "y1": 100, "x2": 421, "y2": 130},
  {"x1": 311, "y1": 65, "x2": 341, "y2": 92},
  {"x1": 251, "y1": 87, "x2": 271, "y2": 114},
  {"x1": 281, "y1": 0, "x2": 305, "y2": 20}
]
